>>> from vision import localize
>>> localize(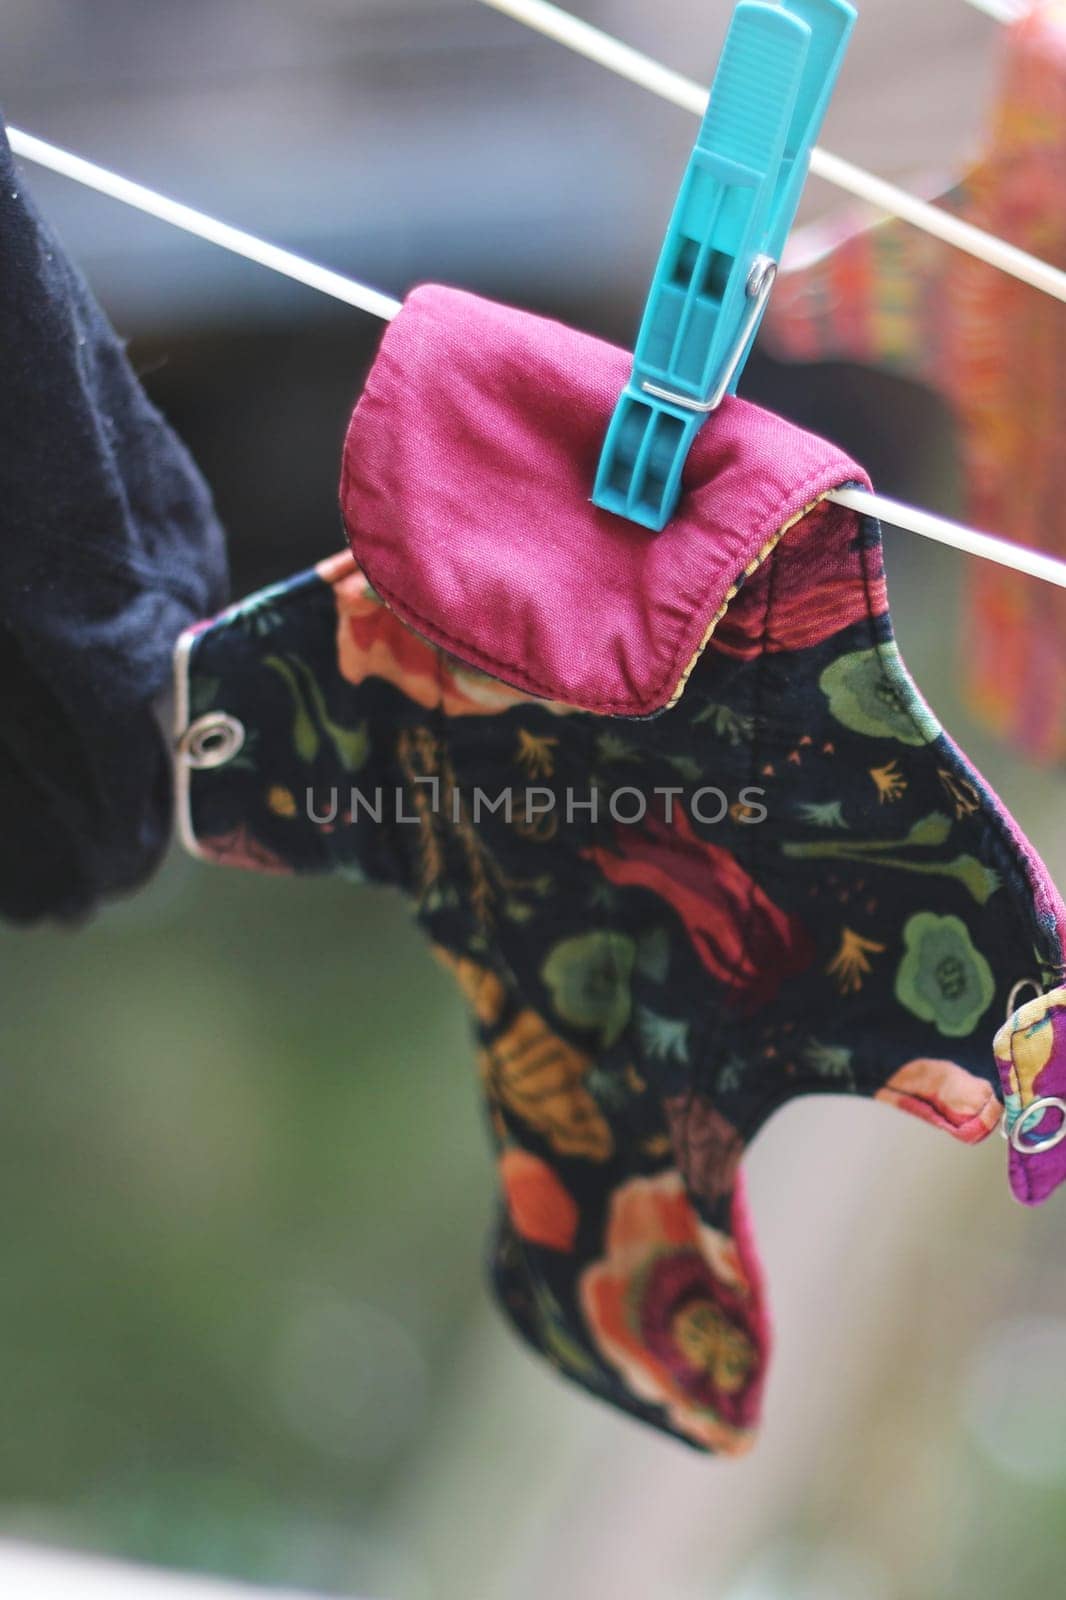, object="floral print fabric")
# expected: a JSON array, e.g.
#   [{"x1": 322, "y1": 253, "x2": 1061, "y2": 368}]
[
  {"x1": 994, "y1": 983, "x2": 1066, "y2": 1204},
  {"x1": 175, "y1": 504, "x2": 1064, "y2": 1449}
]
